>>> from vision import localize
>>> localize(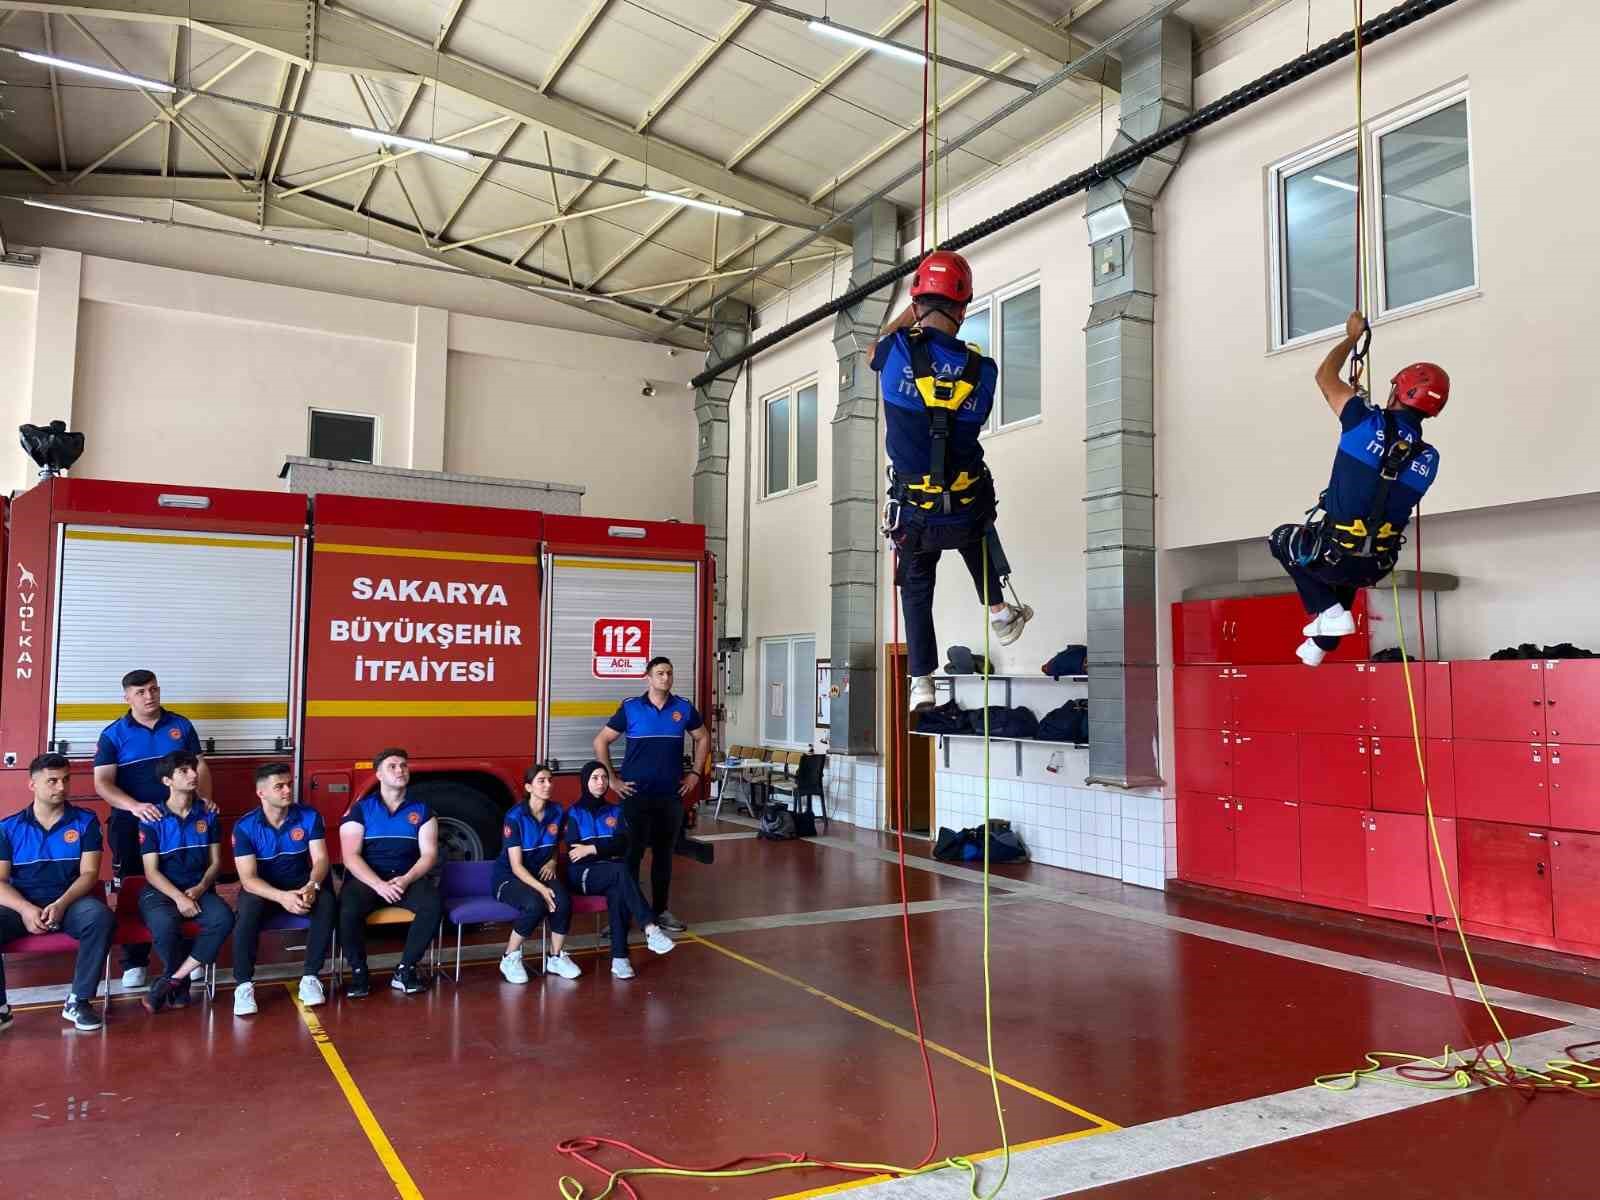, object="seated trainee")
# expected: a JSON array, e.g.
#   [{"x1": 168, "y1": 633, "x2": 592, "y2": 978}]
[
  {"x1": 565, "y1": 761, "x2": 675, "y2": 979},
  {"x1": 495, "y1": 764, "x2": 580, "y2": 982}
]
